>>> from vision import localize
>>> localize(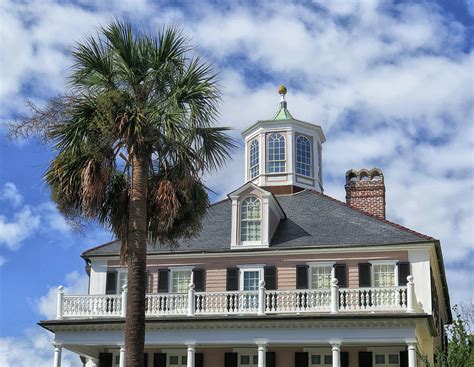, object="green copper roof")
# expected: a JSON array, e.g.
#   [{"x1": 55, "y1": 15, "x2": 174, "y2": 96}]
[{"x1": 273, "y1": 100, "x2": 293, "y2": 120}]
